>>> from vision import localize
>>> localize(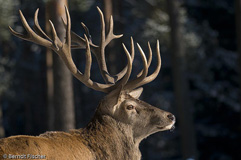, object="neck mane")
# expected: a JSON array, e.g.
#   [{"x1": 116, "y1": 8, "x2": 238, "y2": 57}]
[{"x1": 76, "y1": 112, "x2": 141, "y2": 160}]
